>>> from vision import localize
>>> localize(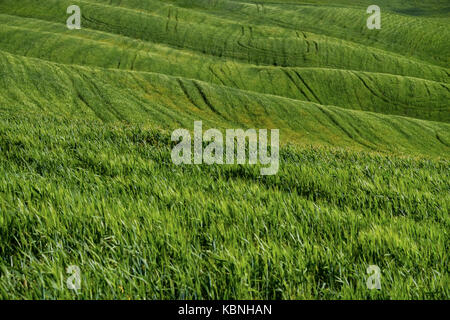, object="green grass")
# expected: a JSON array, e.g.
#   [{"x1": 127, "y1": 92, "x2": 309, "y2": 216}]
[
  {"x1": 0, "y1": 0, "x2": 448, "y2": 124},
  {"x1": 0, "y1": 0, "x2": 448, "y2": 299},
  {"x1": 0, "y1": 111, "x2": 448, "y2": 299},
  {"x1": 1, "y1": 49, "x2": 449, "y2": 157},
  {"x1": 0, "y1": 14, "x2": 448, "y2": 122}
]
